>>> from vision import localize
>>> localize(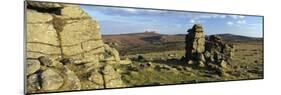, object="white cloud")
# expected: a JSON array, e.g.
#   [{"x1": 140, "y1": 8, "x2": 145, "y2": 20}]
[
  {"x1": 189, "y1": 18, "x2": 204, "y2": 24},
  {"x1": 187, "y1": 14, "x2": 227, "y2": 24},
  {"x1": 193, "y1": 14, "x2": 219, "y2": 19},
  {"x1": 116, "y1": 7, "x2": 170, "y2": 15},
  {"x1": 193, "y1": 14, "x2": 228, "y2": 19},
  {"x1": 239, "y1": 16, "x2": 245, "y2": 19},
  {"x1": 230, "y1": 15, "x2": 245, "y2": 19},
  {"x1": 230, "y1": 15, "x2": 239, "y2": 19},
  {"x1": 227, "y1": 21, "x2": 234, "y2": 25},
  {"x1": 190, "y1": 19, "x2": 195, "y2": 23},
  {"x1": 227, "y1": 15, "x2": 247, "y2": 27},
  {"x1": 209, "y1": 14, "x2": 226, "y2": 19},
  {"x1": 237, "y1": 20, "x2": 246, "y2": 24},
  {"x1": 120, "y1": 8, "x2": 138, "y2": 13},
  {"x1": 145, "y1": 9, "x2": 167, "y2": 13}
]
